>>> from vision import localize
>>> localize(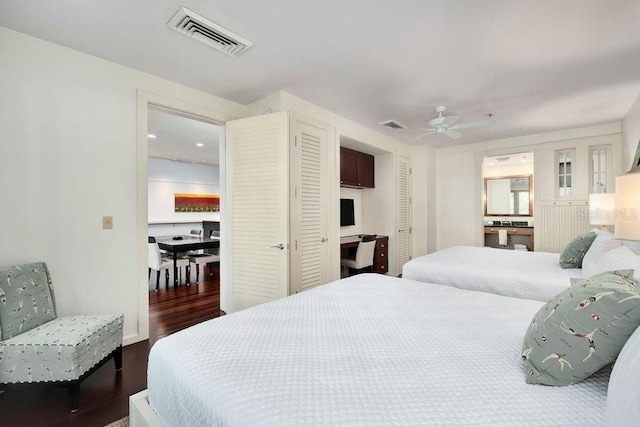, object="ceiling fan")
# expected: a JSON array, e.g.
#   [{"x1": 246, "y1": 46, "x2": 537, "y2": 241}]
[{"x1": 407, "y1": 105, "x2": 495, "y2": 142}]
